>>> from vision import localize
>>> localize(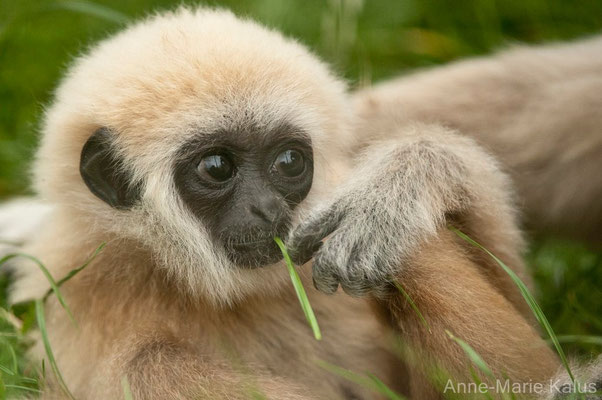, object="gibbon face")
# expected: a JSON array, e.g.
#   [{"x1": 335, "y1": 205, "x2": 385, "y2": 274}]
[
  {"x1": 34, "y1": 8, "x2": 351, "y2": 303},
  {"x1": 81, "y1": 122, "x2": 315, "y2": 268},
  {"x1": 171, "y1": 124, "x2": 314, "y2": 267}
]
